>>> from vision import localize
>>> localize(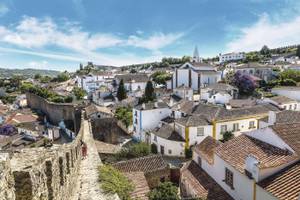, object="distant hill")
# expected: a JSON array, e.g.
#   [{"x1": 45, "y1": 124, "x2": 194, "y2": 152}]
[{"x1": 0, "y1": 68, "x2": 60, "y2": 78}]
